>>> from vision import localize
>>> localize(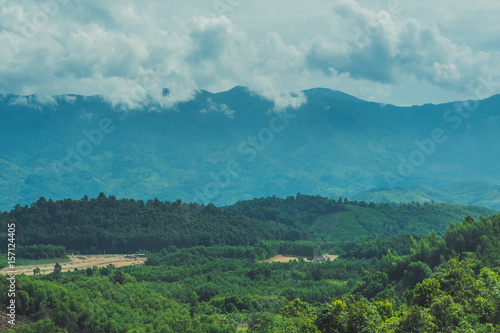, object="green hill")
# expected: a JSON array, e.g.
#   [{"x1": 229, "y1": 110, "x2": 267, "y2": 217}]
[
  {"x1": 228, "y1": 195, "x2": 497, "y2": 241},
  {"x1": 0, "y1": 194, "x2": 495, "y2": 253}
]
